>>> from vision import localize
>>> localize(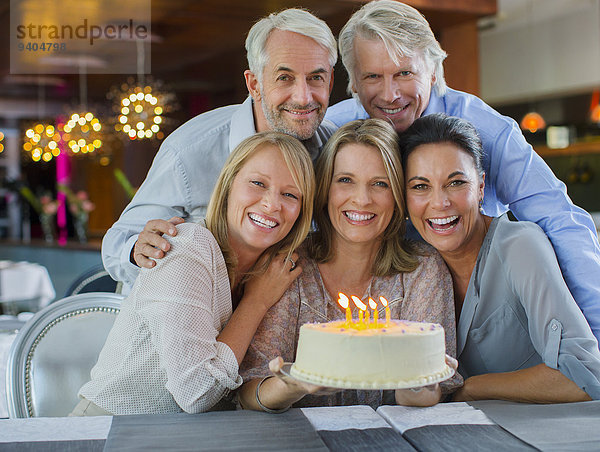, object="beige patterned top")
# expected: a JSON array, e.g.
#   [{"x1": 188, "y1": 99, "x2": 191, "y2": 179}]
[{"x1": 239, "y1": 241, "x2": 463, "y2": 409}]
